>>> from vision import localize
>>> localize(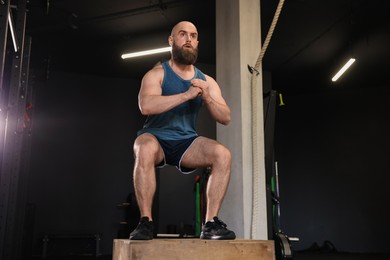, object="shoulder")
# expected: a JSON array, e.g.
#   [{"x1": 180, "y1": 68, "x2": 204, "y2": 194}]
[
  {"x1": 147, "y1": 62, "x2": 165, "y2": 76},
  {"x1": 142, "y1": 62, "x2": 165, "y2": 84},
  {"x1": 204, "y1": 74, "x2": 218, "y2": 86}
]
